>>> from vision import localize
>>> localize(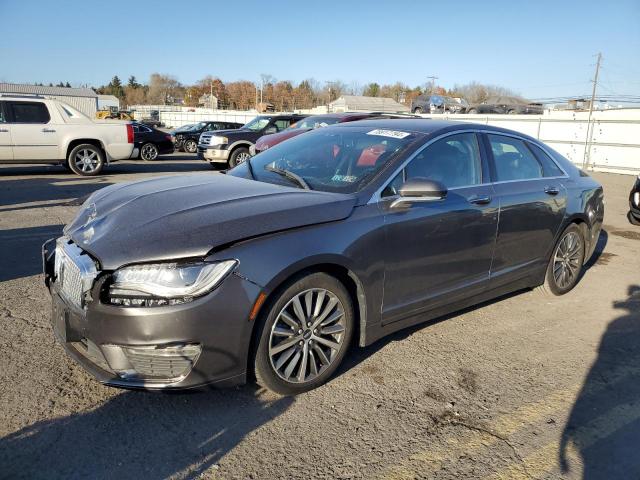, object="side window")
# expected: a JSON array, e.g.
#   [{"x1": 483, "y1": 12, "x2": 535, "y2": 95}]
[
  {"x1": 527, "y1": 142, "x2": 565, "y2": 177},
  {"x1": 488, "y1": 134, "x2": 543, "y2": 181},
  {"x1": 274, "y1": 119, "x2": 291, "y2": 131},
  {"x1": 381, "y1": 171, "x2": 405, "y2": 197},
  {"x1": 0, "y1": 102, "x2": 5, "y2": 123},
  {"x1": 8, "y1": 102, "x2": 51, "y2": 124},
  {"x1": 405, "y1": 133, "x2": 482, "y2": 188}
]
